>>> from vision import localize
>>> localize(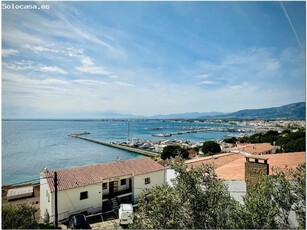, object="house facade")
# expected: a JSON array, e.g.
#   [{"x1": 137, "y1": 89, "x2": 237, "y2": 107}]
[{"x1": 40, "y1": 157, "x2": 165, "y2": 223}]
